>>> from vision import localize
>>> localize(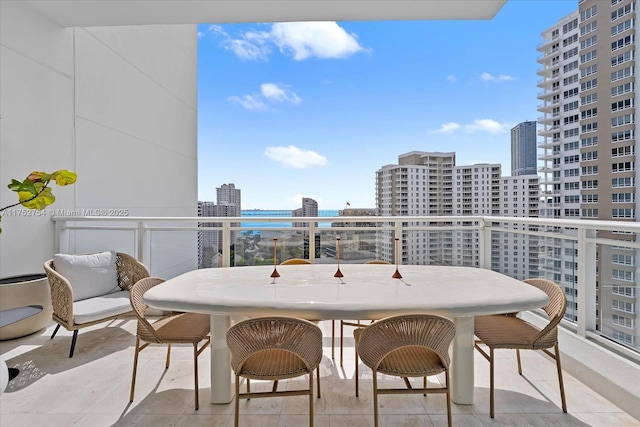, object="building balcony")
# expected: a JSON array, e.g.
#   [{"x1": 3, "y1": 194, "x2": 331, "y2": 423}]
[
  {"x1": 1, "y1": 1, "x2": 638, "y2": 424},
  {"x1": 0, "y1": 216, "x2": 640, "y2": 426}
]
